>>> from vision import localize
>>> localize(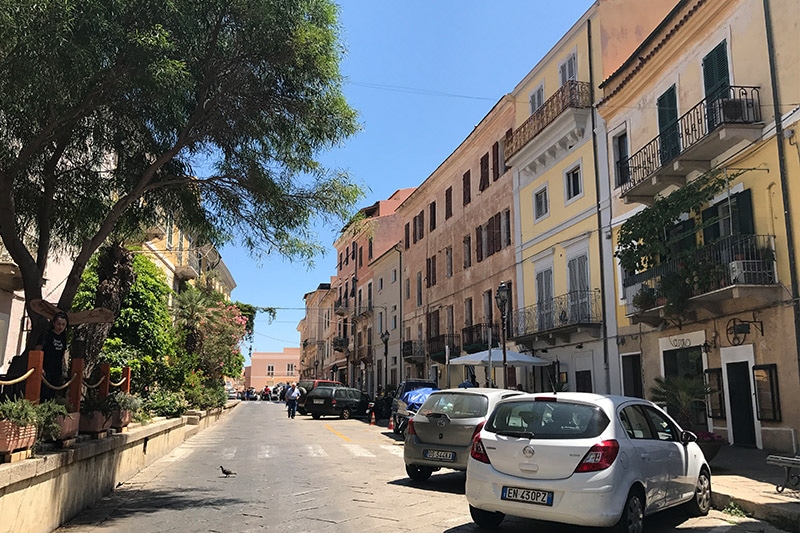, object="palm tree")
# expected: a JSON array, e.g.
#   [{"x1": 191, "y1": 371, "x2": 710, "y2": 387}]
[
  {"x1": 172, "y1": 286, "x2": 210, "y2": 354},
  {"x1": 649, "y1": 375, "x2": 710, "y2": 430}
]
